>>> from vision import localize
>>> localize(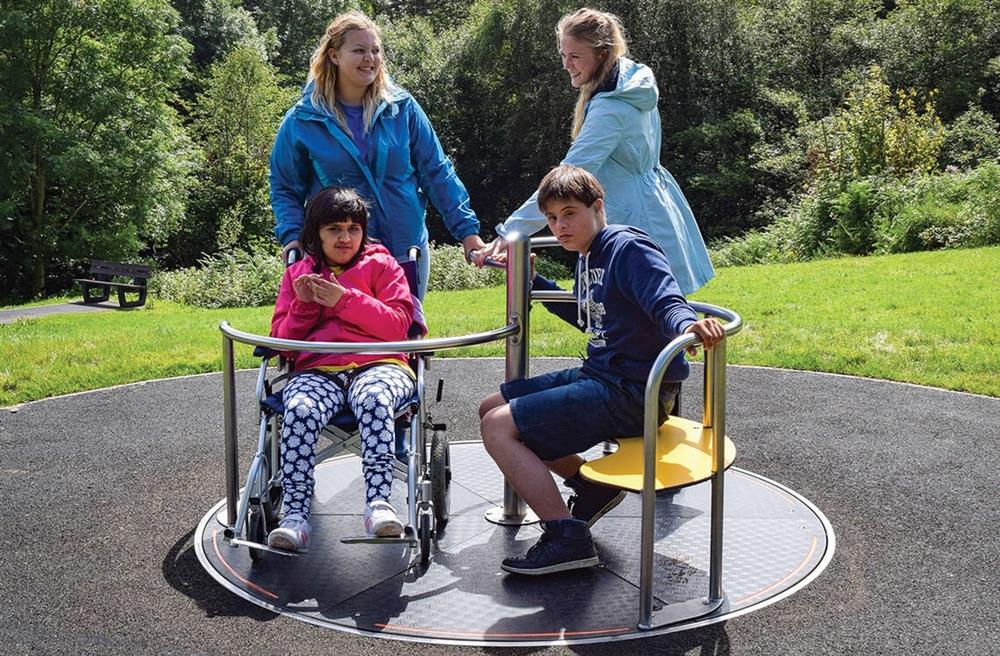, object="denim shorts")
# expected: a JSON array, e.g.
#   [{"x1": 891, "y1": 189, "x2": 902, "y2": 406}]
[{"x1": 500, "y1": 367, "x2": 679, "y2": 461}]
